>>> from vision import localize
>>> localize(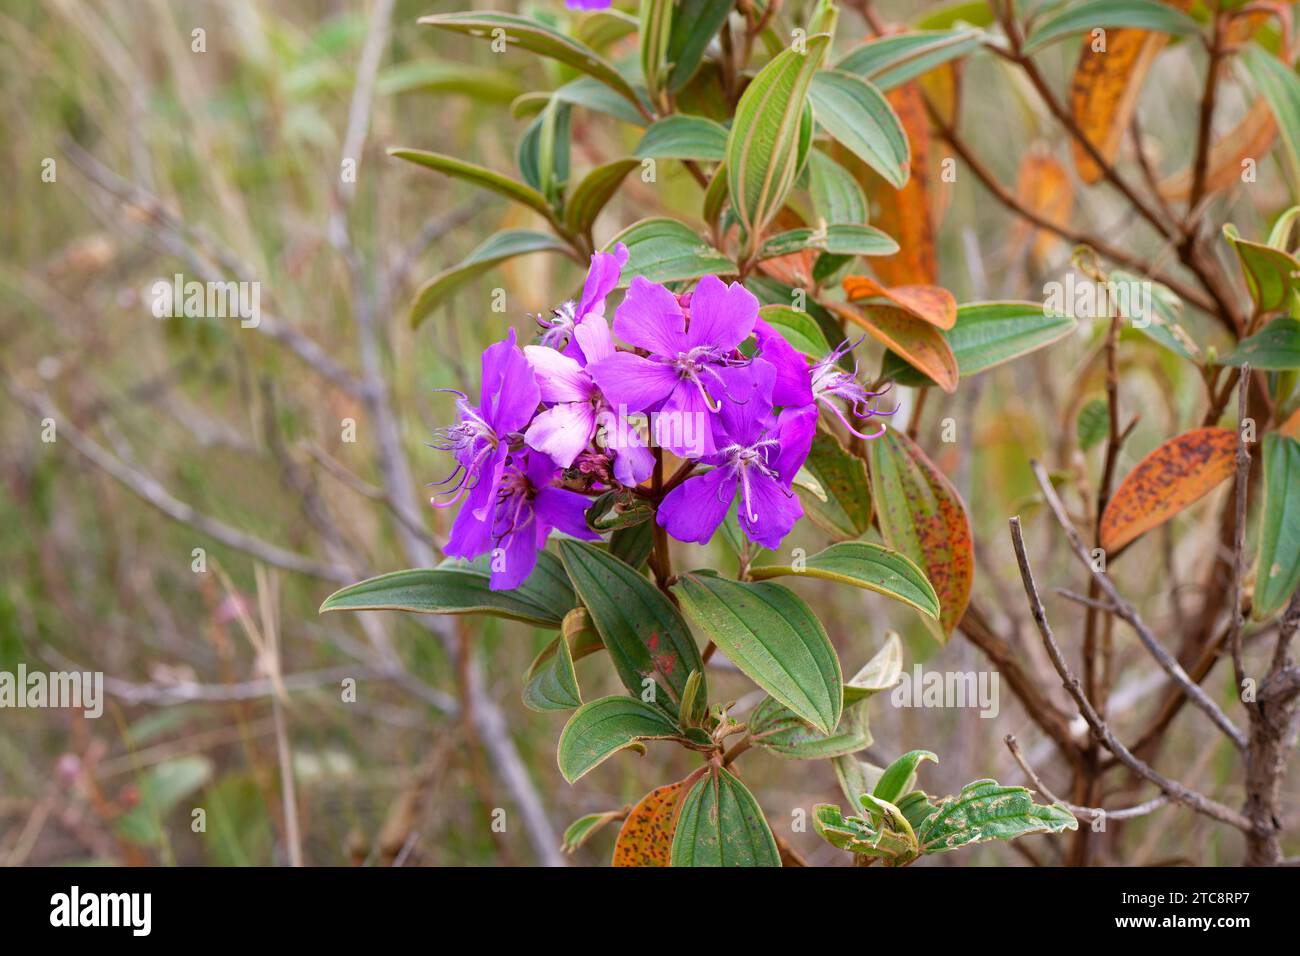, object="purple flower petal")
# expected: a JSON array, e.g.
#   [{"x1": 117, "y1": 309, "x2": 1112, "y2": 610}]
[
  {"x1": 686, "y1": 275, "x2": 759, "y2": 352},
  {"x1": 479, "y1": 329, "x2": 540, "y2": 434},
  {"x1": 573, "y1": 314, "x2": 615, "y2": 364},
  {"x1": 773, "y1": 404, "x2": 818, "y2": 483},
  {"x1": 588, "y1": 351, "x2": 680, "y2": 412},
  {"x1": 535, "y1": 485, "x2": 601, "y2": 540},
  {"x1": 712, "y1": 360, "x2": 776, "y2": 450},
  {"x1": 577, "y1": 243, "x2": 627, "y2": 321},
  {"x1": 523, "y1": 345, "x2": 592, "y2": 403},
  {"x1": 658, "y1": 467, "x2": 737, "y2": 545},
  {"x1": 524, "y1": 401, "x2": 597, "y2": 468},
  {"x1": 737, "y1": 468, "x2": 803, "y2": 549},
  {"x1": 442, "y1": 476, "x2": 495, "y2": 561},
  {"x1": 613, "y1": 276, "x2": 688, "y2": 356},
  {"x1": 489, "y1": 521, "x2": 544, "y2": 591},
  {"x1": 755, "y1": 318, "x2": 815, "y2": 407},
  {"x1": 658, "y1": 379, "x2": 717, "y2": 458}
]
